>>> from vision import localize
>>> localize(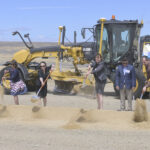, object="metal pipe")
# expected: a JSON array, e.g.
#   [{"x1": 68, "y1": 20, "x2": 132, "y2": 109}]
[
  {"x1": 24, "y1": 33, "x2": 34, "y2": 48},
  {"x1": 56, "y1": 26, "x2": 63, "y2": 71},
  {"x1": 62, "y1": 26, "x2": 66, "y2": 45},
  {"x1": 99, "y1": 18, "x2": 106, "y2": 55},
  {"x1": 74, "y1": 31, "x2": 77, "y2": 45},
  {"x1": 12, "y1": 31, "x2": 31, "y2": 49},
  {"x1": 58, "y1": 26, "x2": 63, "y2": 45}
]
